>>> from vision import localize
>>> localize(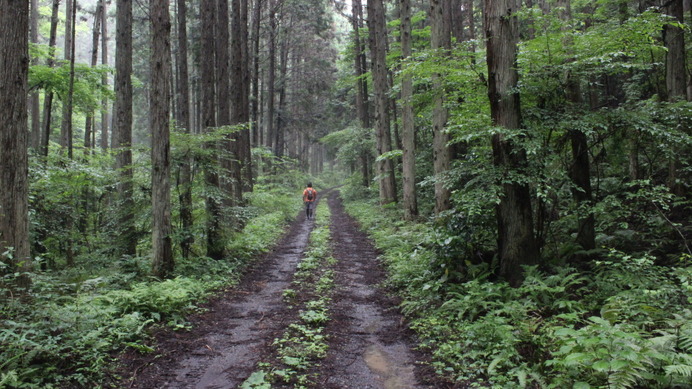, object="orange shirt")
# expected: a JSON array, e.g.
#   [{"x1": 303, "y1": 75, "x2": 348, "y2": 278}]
[{"x1": 303, "y1": 187, "x2": 317, "y2": 202}]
